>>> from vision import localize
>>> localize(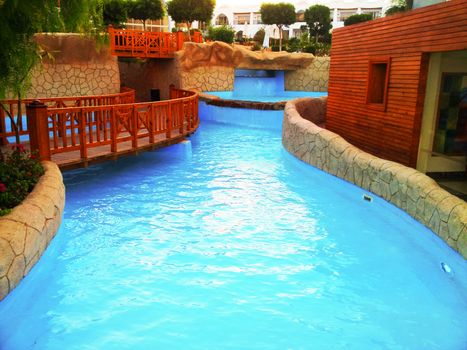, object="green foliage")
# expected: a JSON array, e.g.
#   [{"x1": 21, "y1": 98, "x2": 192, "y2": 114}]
[
  {"x1": 304, "y1": 4, "x2": 332, "y2": 43},
  {"x1": 260, "y1": 2, "x2": 295, "y2": 51},
  {"x1": 260, "y1": 2, "x2": 296, "y2": 27},
  {"x1": 0, "y1": 0, "x2": 105, "y2": 100},
  {"x1": 207, "y1": 26, "x2": 234, "y2": 44},
  {"x1": 167, "y1": 0, "x2": 215, "y2": 28},
  {"x1": 385, "y1": 0, "x2": 412, "y2": 15},
  {"x1": 253, "y1": 29, "x2": 265, "y2": 45},
  {"x1": 286, "y1": 37, "x2": 300, "y2": 52},
  {"x1": 344, "y1": 13, "x2": 373, "y2": 26},
  {"x1": 301, "y1": 42, "x2": 330, "y2": 56},
  {"x1": 0, "y1": 146, "x2": 44, "y2": 216},
  {"x1": 235, "y1": 31, "x2": 244, "y2": 43},
  {"x1": 385, "y1": 5, "x2": 408, "y2": 15},
  {"x1": 128, "y1": 0, "x2": 164, "y2": 28},
  {"x1": 60, "y1": 0, "x2": 104, "y2": 33},
  {"x1": 251, "y1": 43, "x2": 262, "y2": 51},
  {"x1": 103, "y1": 0, "x2": 129, "y2": 27}
]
